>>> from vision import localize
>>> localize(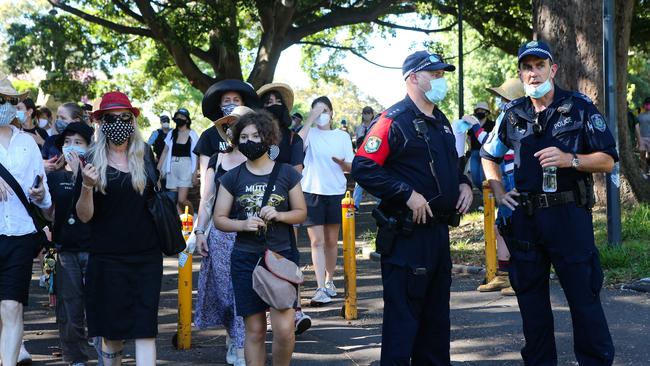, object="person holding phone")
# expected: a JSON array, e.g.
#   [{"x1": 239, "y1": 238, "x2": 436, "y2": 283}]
[
  {"x1": 46, "y1": 122, "x2": 96, "y2": 365},
  {"x1": 0, "y1": 74, "x2": 52, "y2": 366}
]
